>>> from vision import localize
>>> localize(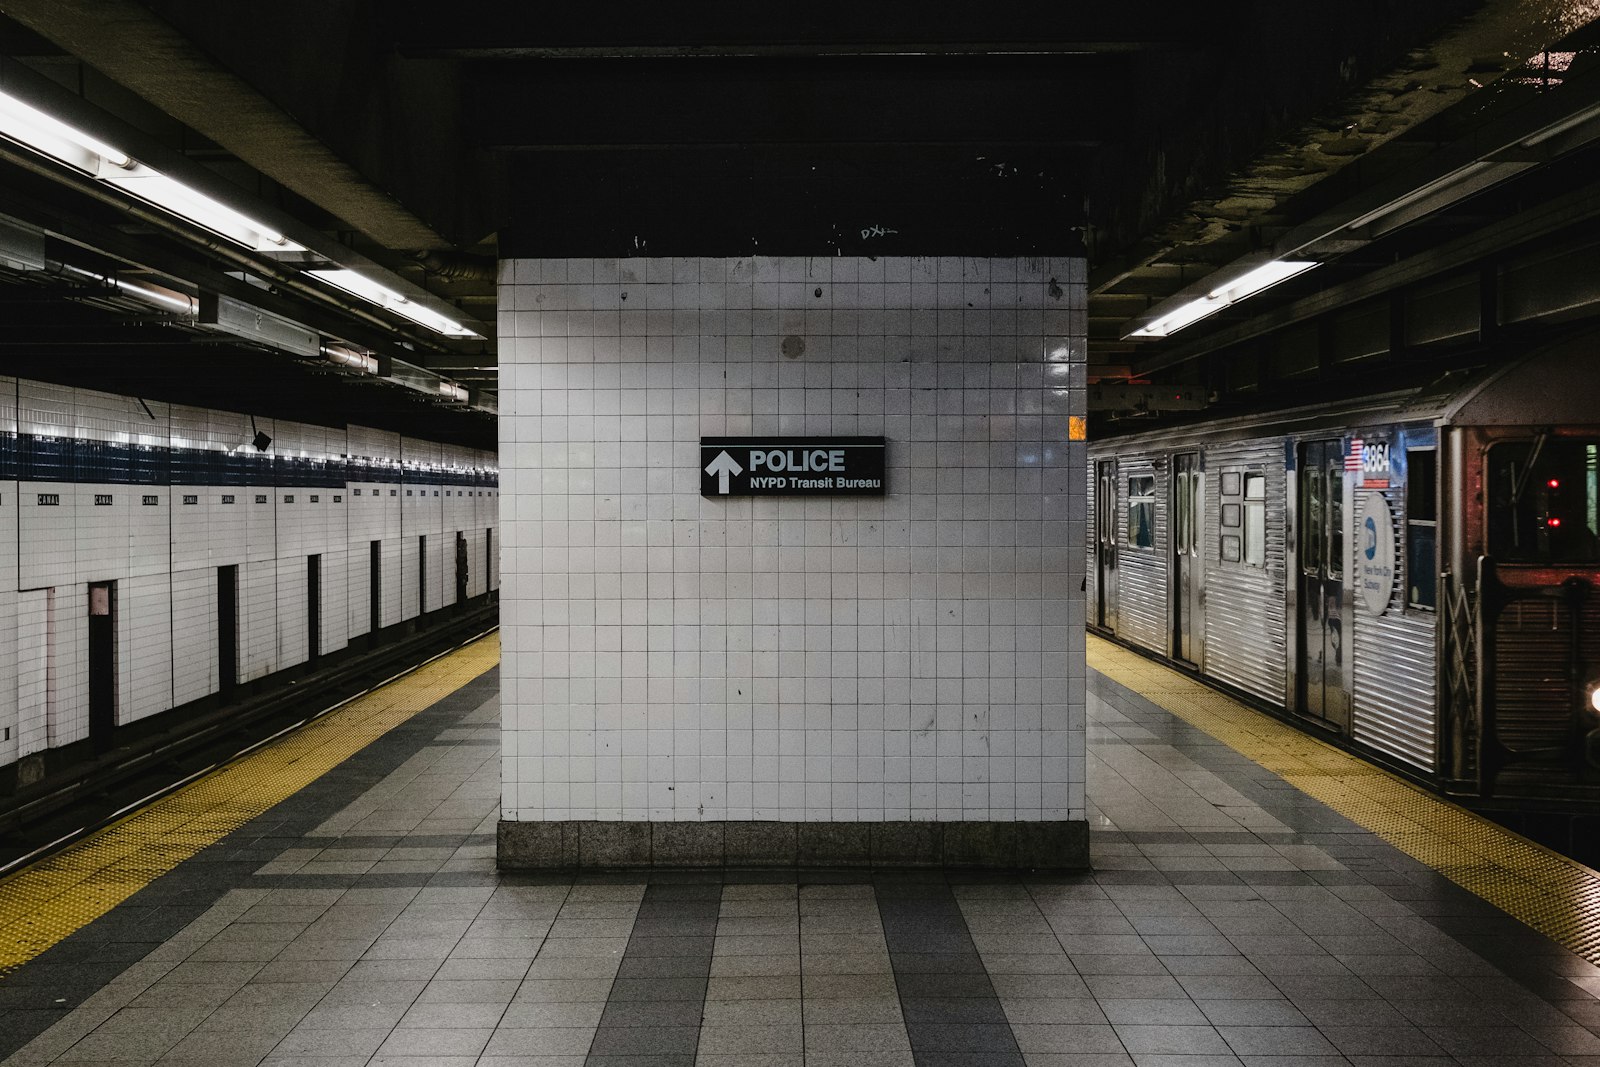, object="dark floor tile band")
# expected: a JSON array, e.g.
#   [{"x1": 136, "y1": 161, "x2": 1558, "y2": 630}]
[
  {"x1": 586, "y1": 882, "x2": 718, "y2": 1067},
  {"x1": 876, "y1": 878, "x2": 1024, "y2": 1067}
]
